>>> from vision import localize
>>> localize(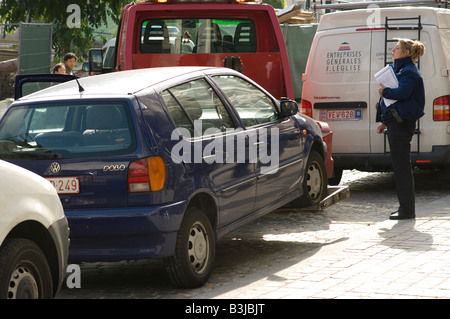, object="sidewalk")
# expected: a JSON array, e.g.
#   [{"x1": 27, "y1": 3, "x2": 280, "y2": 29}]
[{"x1": 200, "y1": 194, "x2": 450, "y2": 299}]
